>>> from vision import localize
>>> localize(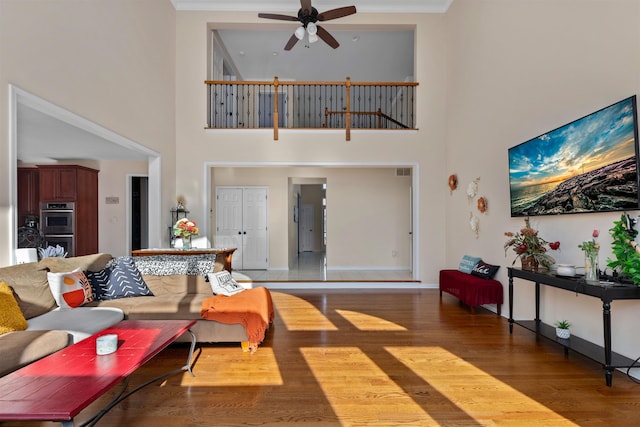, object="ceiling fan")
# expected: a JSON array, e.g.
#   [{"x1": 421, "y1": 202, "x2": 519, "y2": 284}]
[{"x1": 258, "y1": 0, "x2": 357, "y2": 50}]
